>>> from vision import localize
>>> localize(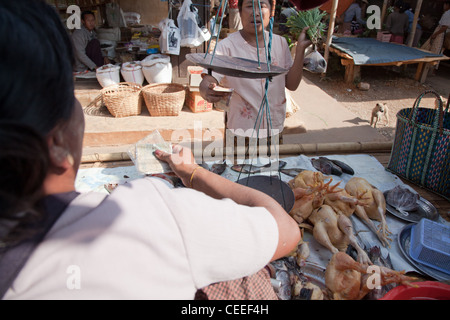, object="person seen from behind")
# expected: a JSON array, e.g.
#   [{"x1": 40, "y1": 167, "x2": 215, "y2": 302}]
[{"x1": 0, "y1": 0, "x2": 300, "y2": 300}]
